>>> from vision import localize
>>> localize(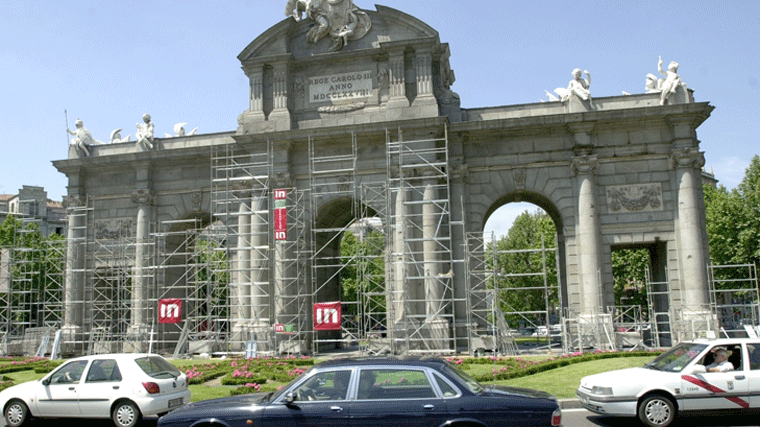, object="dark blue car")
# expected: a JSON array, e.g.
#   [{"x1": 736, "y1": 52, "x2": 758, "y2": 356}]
[{"x1": 158, "y1": 356, "x2": 562, "y2": 427}]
